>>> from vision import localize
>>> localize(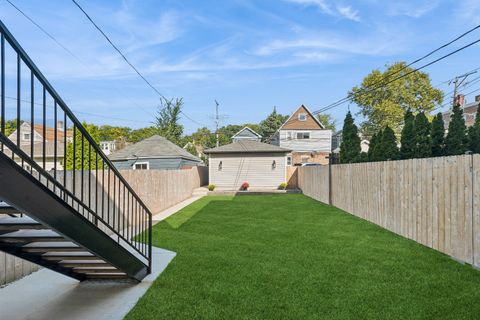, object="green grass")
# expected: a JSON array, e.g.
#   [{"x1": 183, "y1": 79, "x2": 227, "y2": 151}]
[{"x1": 126, "y1": 195, "x2": 480, "y2": 320}]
